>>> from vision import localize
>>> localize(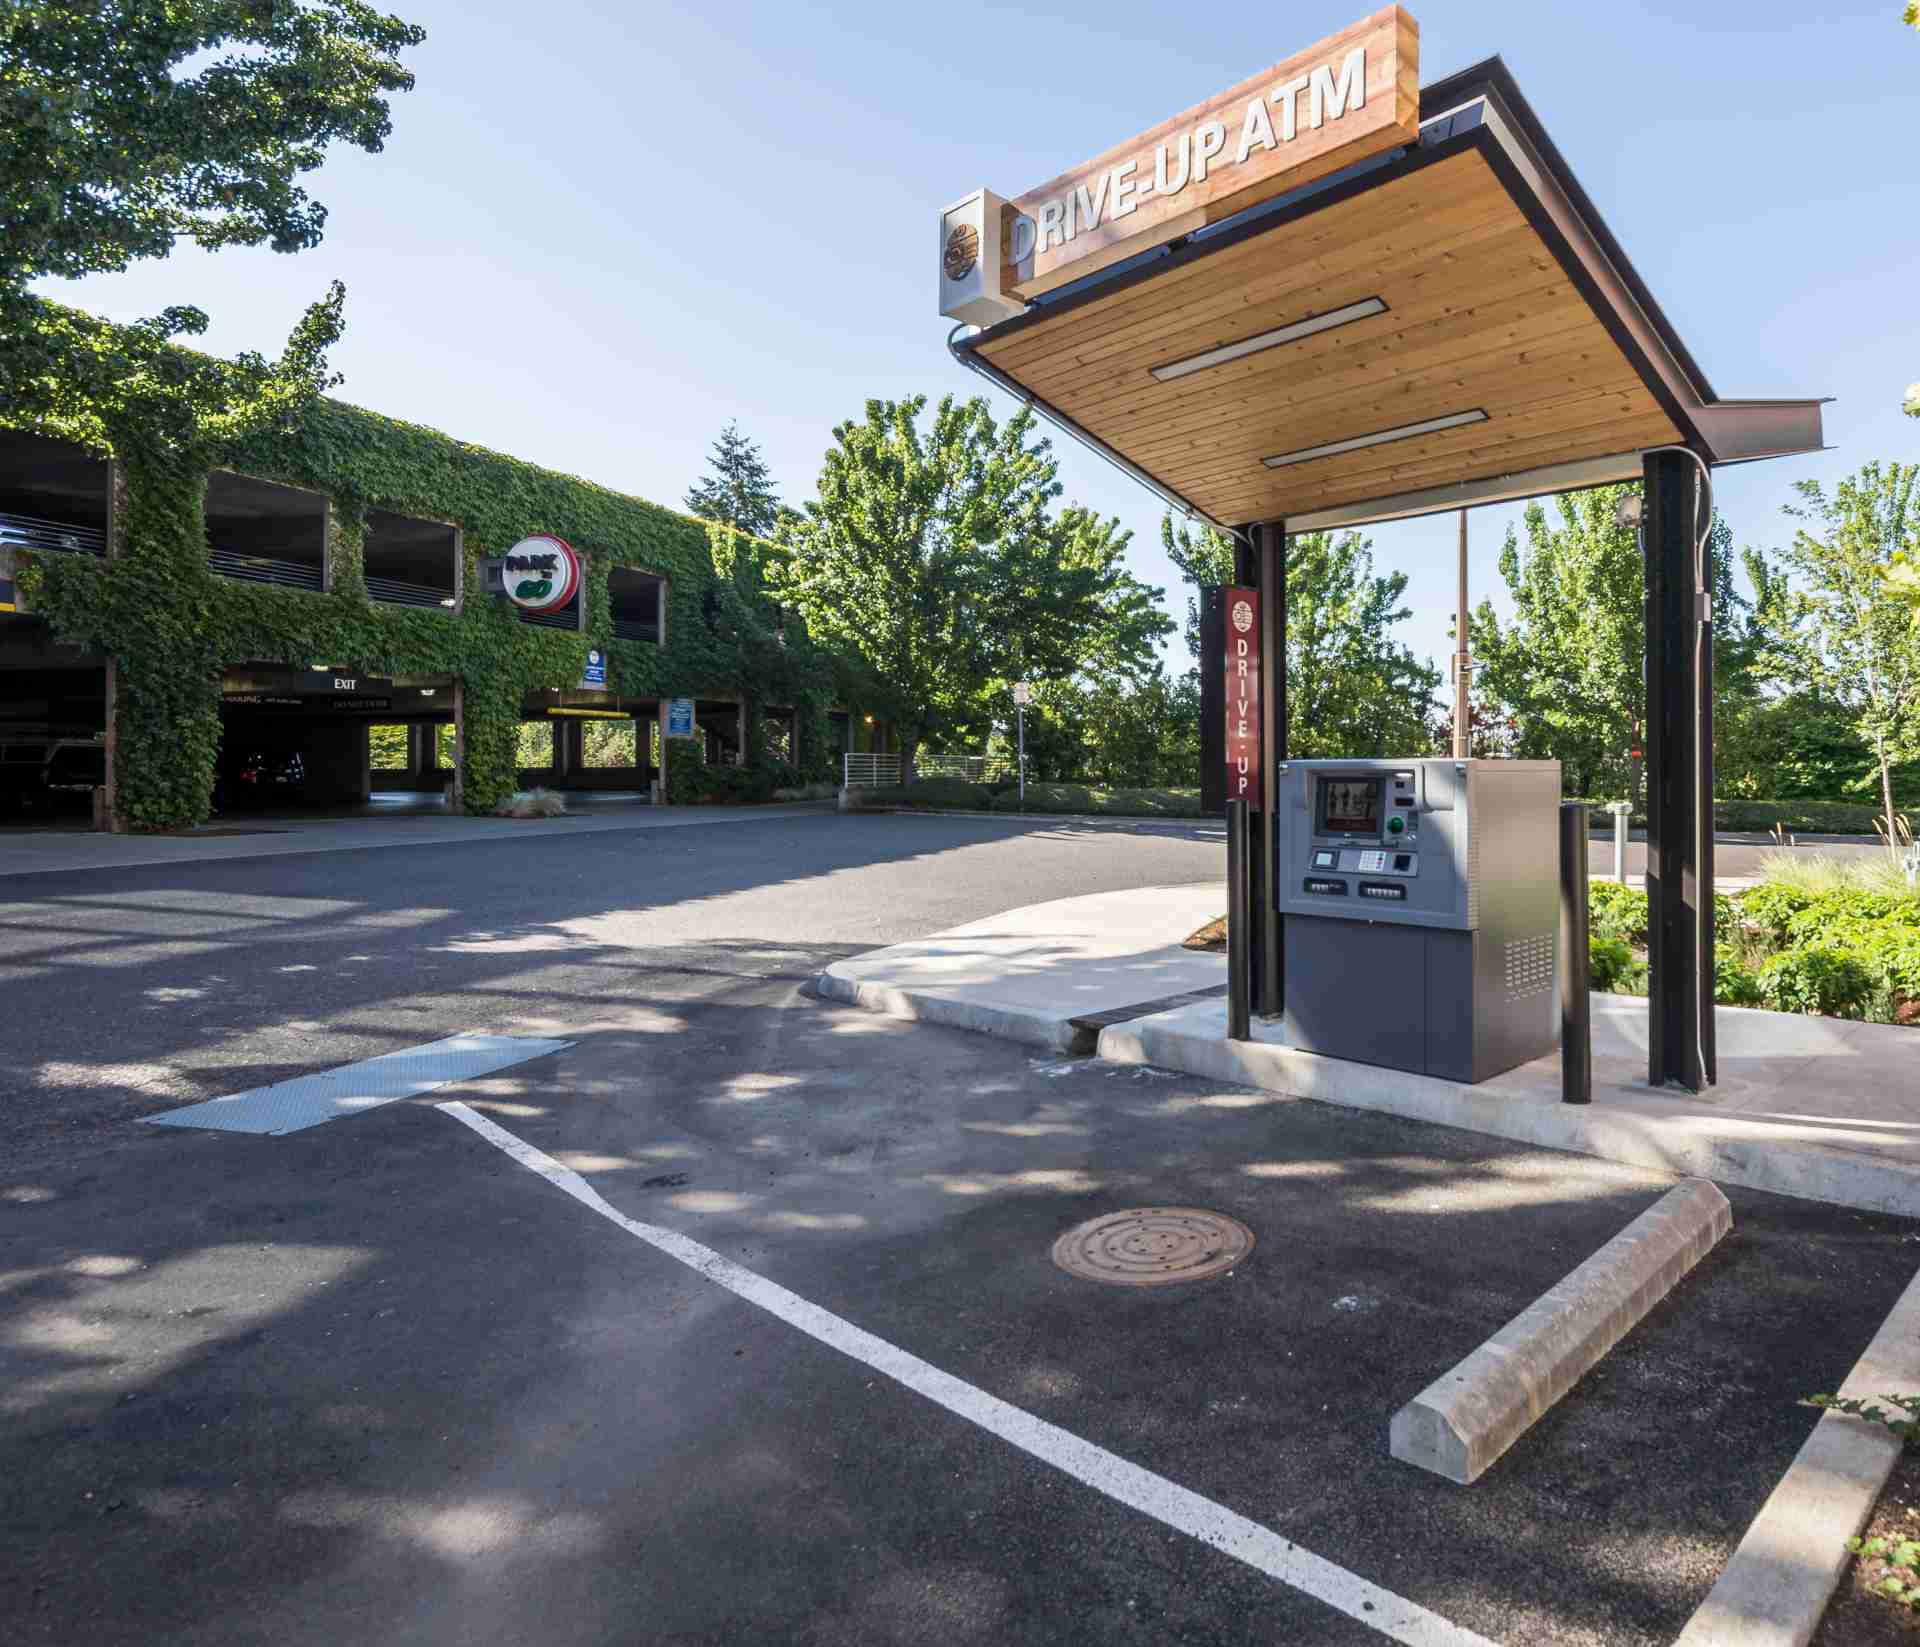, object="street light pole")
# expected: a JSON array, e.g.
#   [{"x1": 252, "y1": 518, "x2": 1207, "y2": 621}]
[
  {"x1": 1013, "y1": 680, "x2": 1030, "y2": 807},
  {"x1": 1453, "y1": 507, "x2": 1471, "y2": 760}
]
